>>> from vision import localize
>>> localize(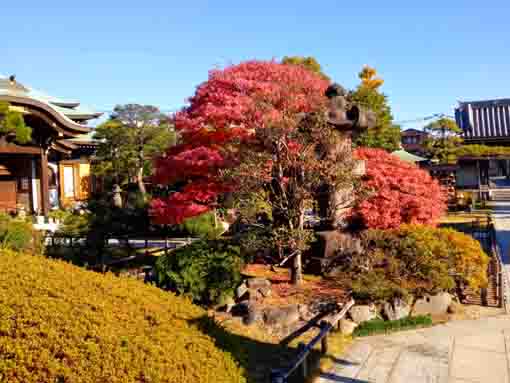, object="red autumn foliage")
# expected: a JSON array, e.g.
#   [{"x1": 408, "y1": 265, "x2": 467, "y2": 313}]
[
  {"x1": 151, "y1": 60, "x2": 329, "y2": 224},
  {"x1": 353, "y1": 148, "x2": 446, "y2": 229}
]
